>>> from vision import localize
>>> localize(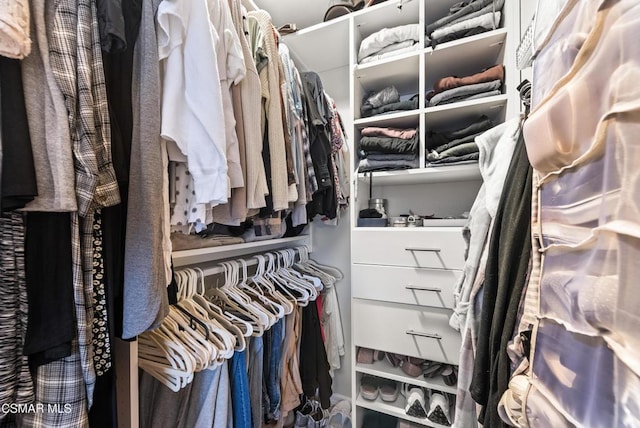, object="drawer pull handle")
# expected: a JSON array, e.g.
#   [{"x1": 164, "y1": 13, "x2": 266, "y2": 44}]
[
  {"x1": 406, "y1": 330, "x2": 442, "y2": 340},
  {"x1": 405, "y1": 247, "x2": 441, "y2": 253},
  {"x1": 405, "y1": 285, "x2": 442, "y2": 293}
]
